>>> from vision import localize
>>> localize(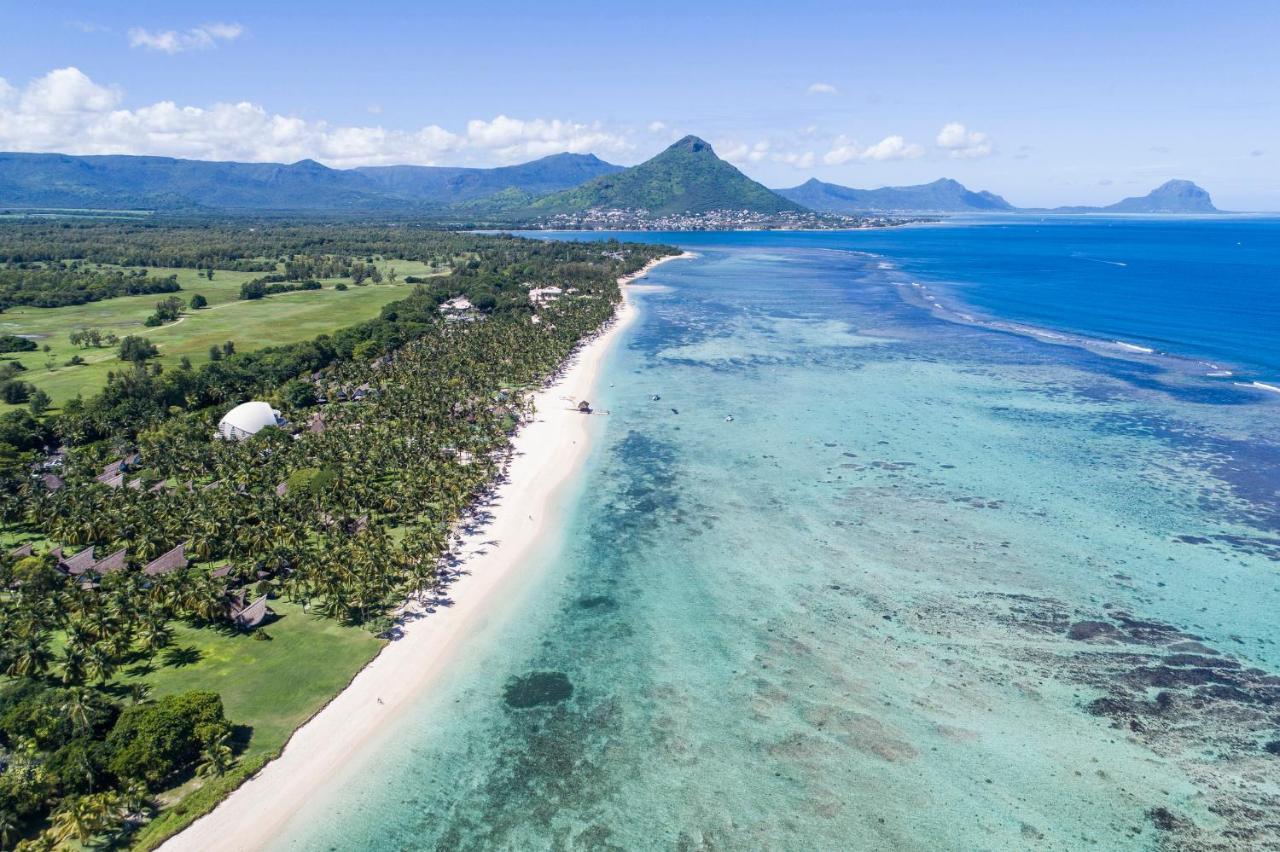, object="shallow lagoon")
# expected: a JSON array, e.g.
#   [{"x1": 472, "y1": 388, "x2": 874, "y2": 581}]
[{"x1": 279, "y1": 223, "x2": 1280, "y2": 850}]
